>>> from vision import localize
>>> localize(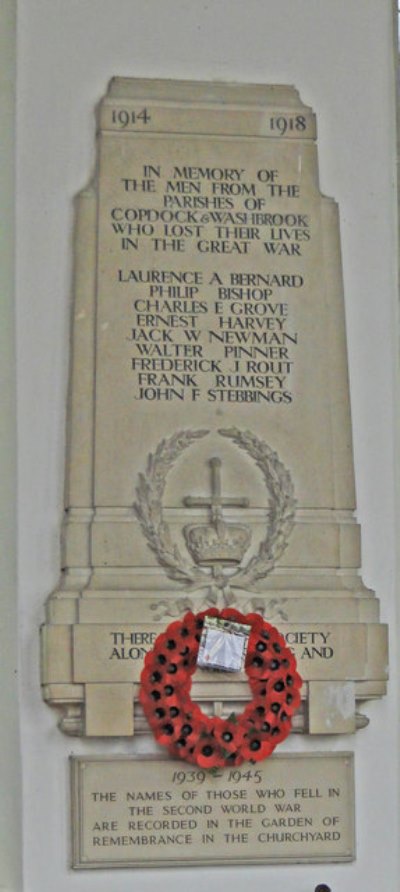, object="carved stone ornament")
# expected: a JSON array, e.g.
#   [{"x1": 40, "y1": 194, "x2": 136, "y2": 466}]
[{"x1": 134, "y1": 426, "x2": 296, "y2": 591}]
